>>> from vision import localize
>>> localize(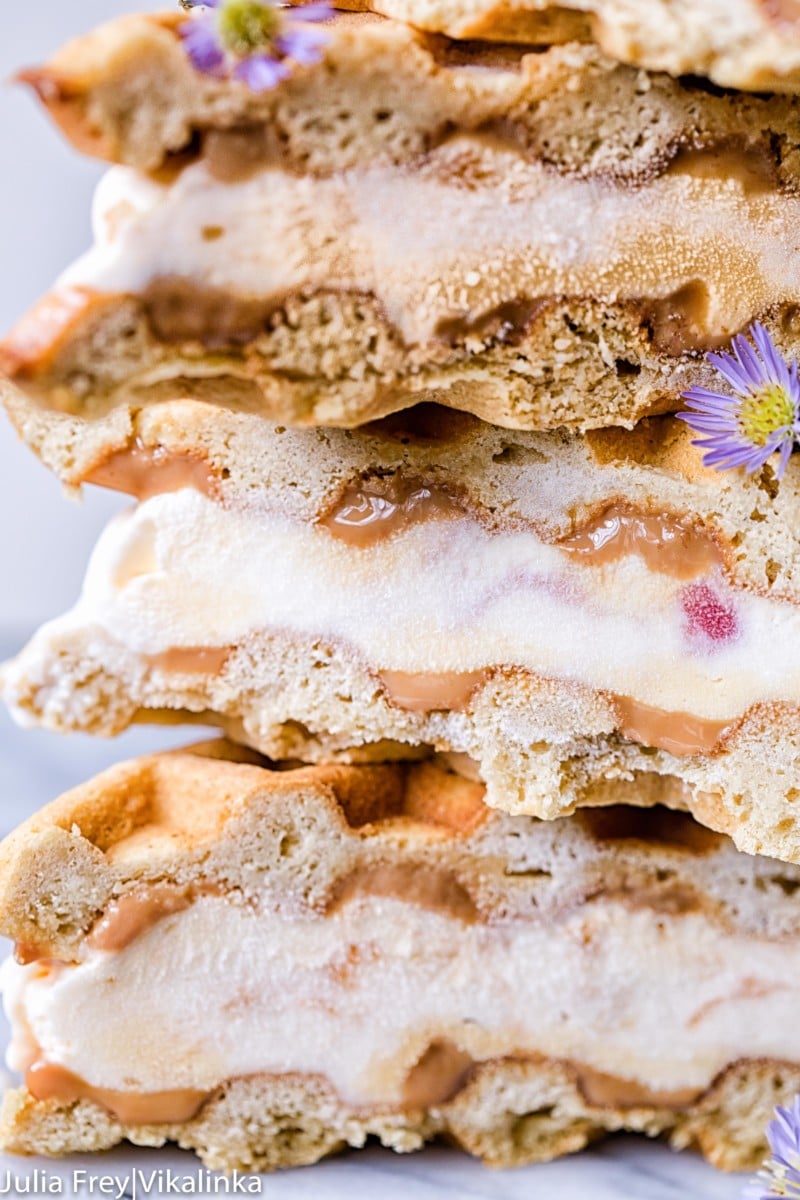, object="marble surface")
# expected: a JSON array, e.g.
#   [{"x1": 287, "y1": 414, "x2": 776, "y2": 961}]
[
  {"x1": 0, "y1": 1139, "x2": 747, "y2": 1199},
  {"x1": 0, "y1": 672, "x2": 752, "y2": 1200}
]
